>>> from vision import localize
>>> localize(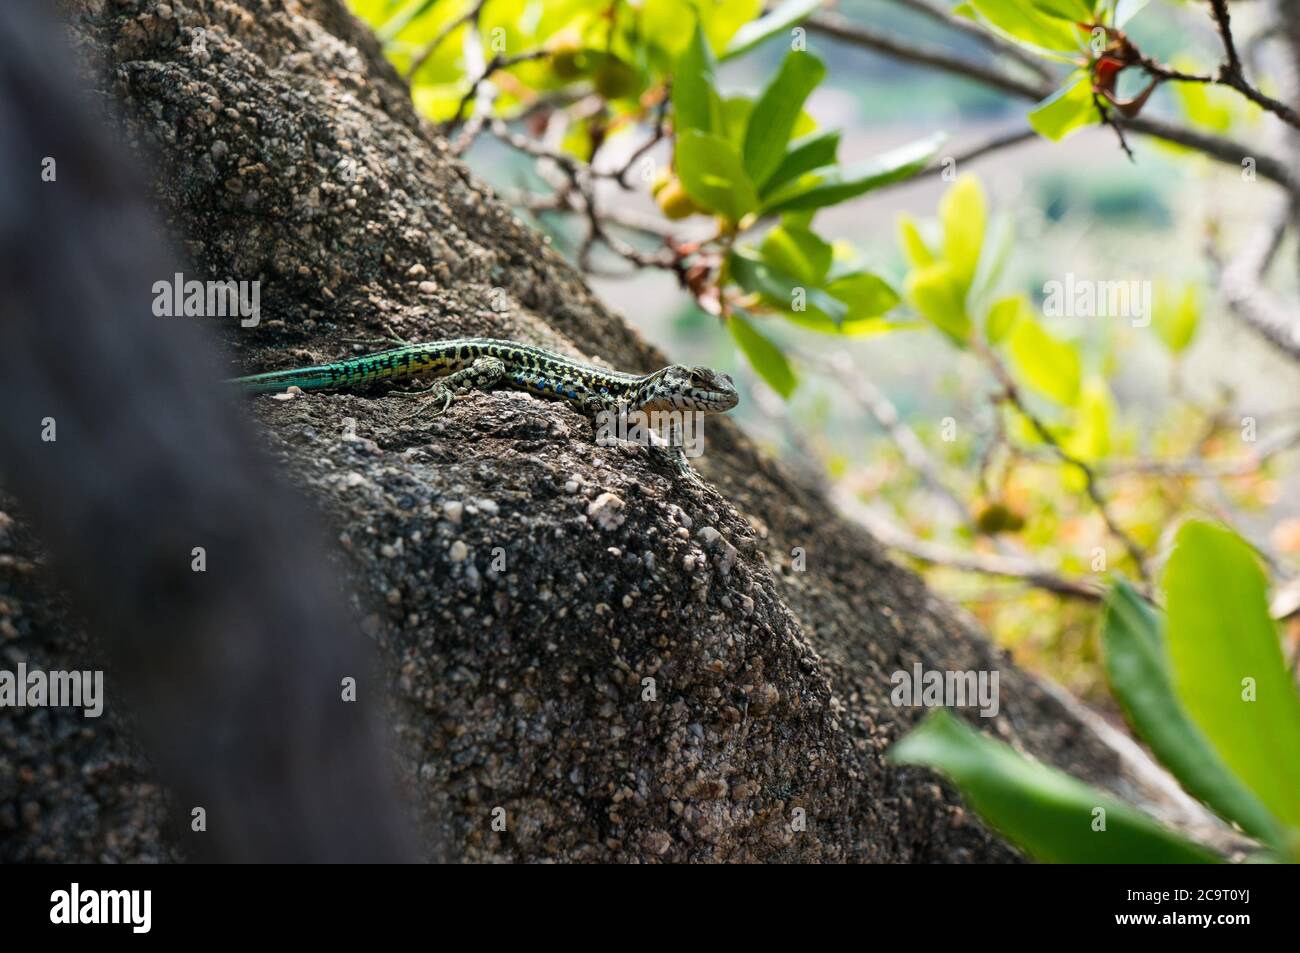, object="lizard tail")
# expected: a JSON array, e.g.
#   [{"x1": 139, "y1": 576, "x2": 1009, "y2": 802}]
[{"x1": 228, "y1": 363, "x2": 341, "y2": 395}]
